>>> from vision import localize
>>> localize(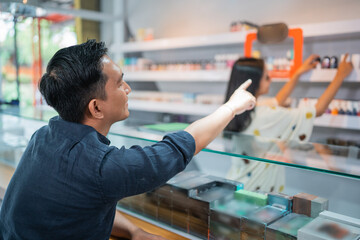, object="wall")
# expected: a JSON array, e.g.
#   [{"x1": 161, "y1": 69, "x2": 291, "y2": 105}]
[{"x1": 125, "y1": 0, "x2": 360, "y2": 38}]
